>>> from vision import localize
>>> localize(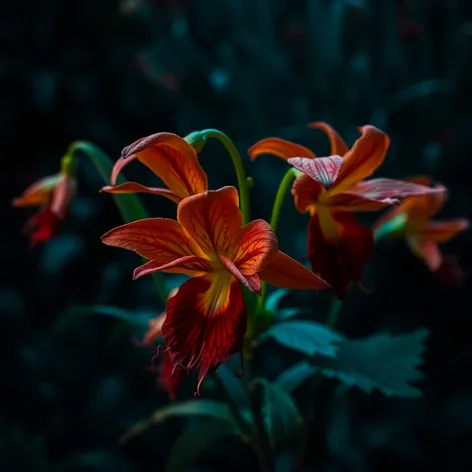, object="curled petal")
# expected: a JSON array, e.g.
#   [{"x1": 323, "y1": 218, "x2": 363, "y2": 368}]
[
  {"x1": 101, "y1": 182, "x2": 180, "y2": 203},
  {"x1": 407, "y1": 238, "x2": 442, "y2": 272},
  {"x1": 249, "y1": 138, "x2": 316, "y2": 161},
  {"x1": 288, "y1": 155, "x2": 343, "y2": 189},
  {"x1": 12, "y1": 175, "x2": 60, "y2": 207},
  {"x1": 177, "y1": 186, "x2": 242, "y2": 258},
  {"x1": 413, "y1": 219, "x2": 469, "y2": 243},
  {"x1": 101, "y1": 217, "x2": 205, "y2": 263},
  {"x1": 133, "y1": 256, "x2": 213, "y2": 279},
  {"x1": 50, "y1": 175, "x2": 77, "y2": 217},
  {"x1": 291, "y1": 174, "x2": 323, "y2": 214},
  {"x1": 162, "y1": 275, "x2": 246, "y2": 396},
  {"x1": 334, "y1": 126, "x2": 390, "y2": 192},
  {"x1": 110, "y1": 155, "x2": 136, "y2": 186},
  {"x1": 220, "y1": 255, "x2": 262, "y2": 294},
  {"x1": 308, "y1": 122, "x2": 349, "y2": 156},
  {"x1": 231, "y1": 220, "x2": 278, "y2": 275},
  {"x1": 259, "y1": 250, "x2": 329, "y2": 290}
]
